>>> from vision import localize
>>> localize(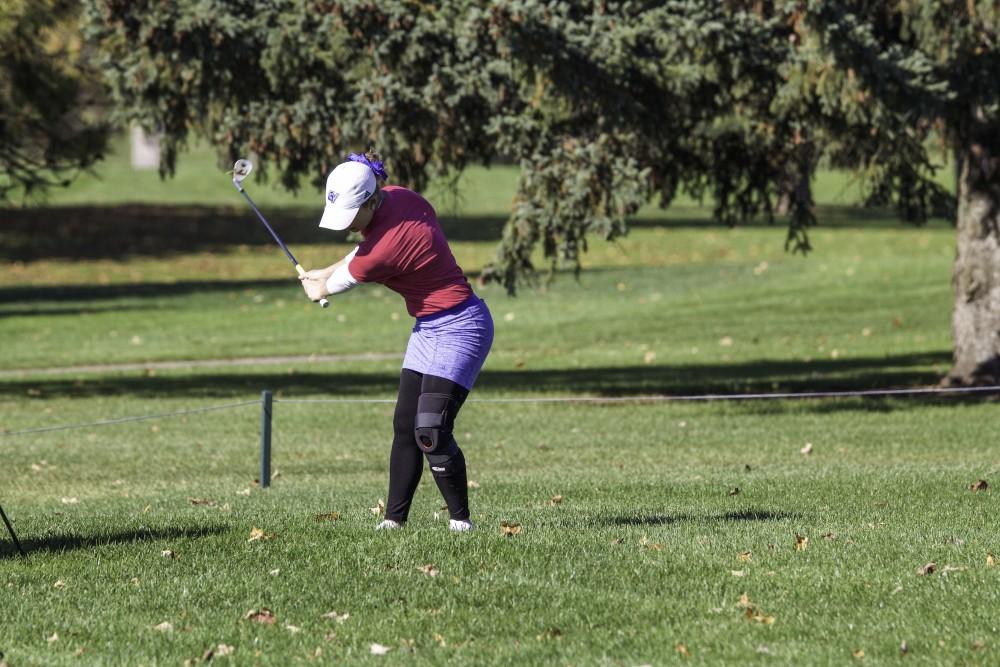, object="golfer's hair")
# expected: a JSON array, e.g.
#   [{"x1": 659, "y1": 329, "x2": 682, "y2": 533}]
[{"x1": 363, "y1": 149, "x2": 387, "y2": 188}]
